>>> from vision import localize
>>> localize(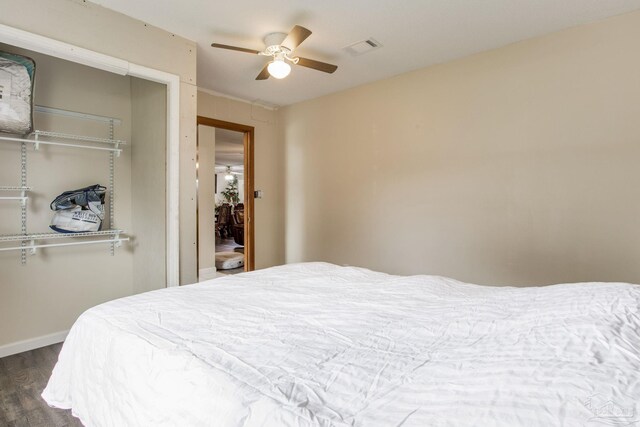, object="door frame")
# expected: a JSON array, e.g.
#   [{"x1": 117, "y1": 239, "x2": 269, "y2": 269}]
[{"x1": 196, "y1": 116, "x2": 255, "y2": 272}]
